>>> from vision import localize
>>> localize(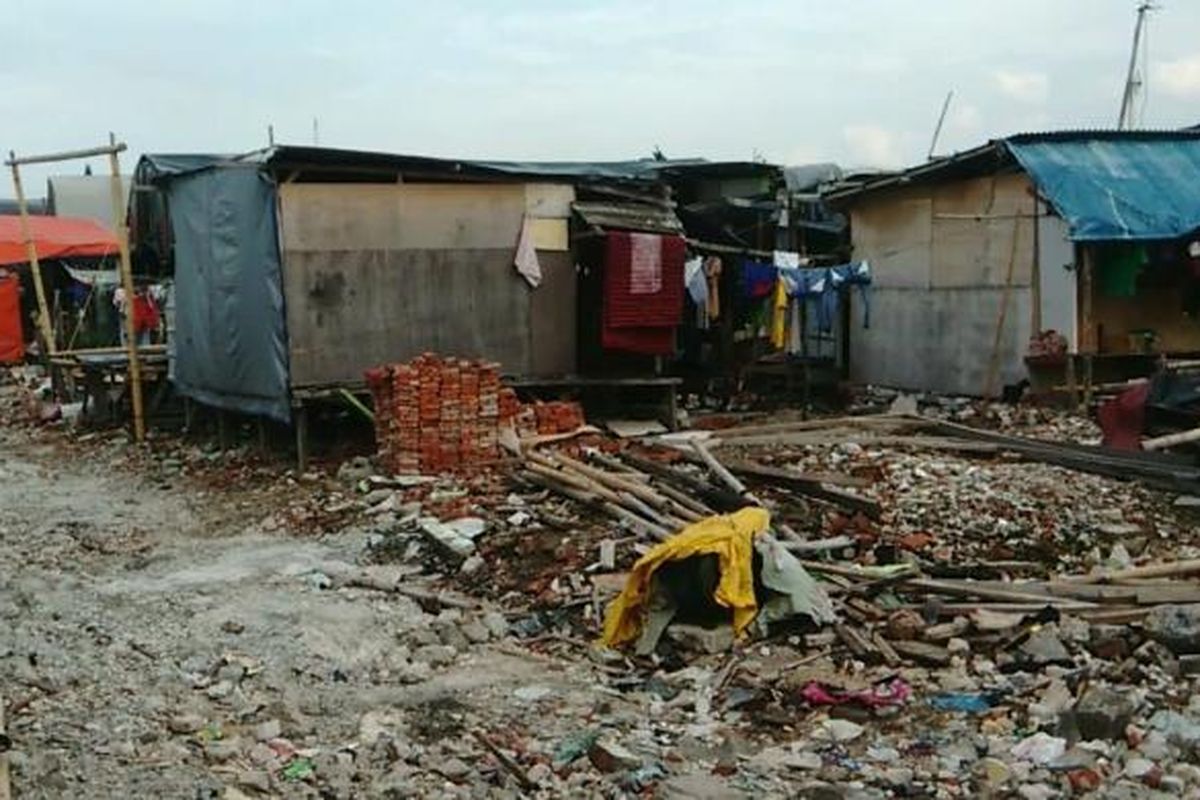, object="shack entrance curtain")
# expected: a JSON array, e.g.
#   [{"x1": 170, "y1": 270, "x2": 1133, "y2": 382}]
[
  {"x1": 169, "y1": 167, "x2": 291, "y2": 423},
  {"x1": 0, "y1": 274, "x2": 23, "y2": 363}
]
